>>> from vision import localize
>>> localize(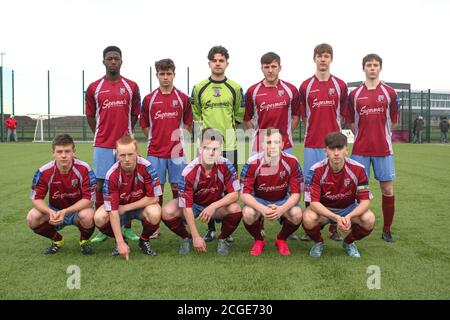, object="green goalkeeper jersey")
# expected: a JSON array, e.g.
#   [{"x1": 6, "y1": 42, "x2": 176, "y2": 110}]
[{"x1": 191, "y1": 77, "x2": 244, "y2": 151}]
